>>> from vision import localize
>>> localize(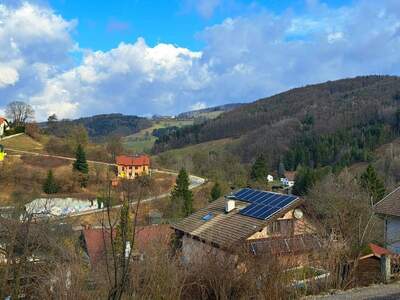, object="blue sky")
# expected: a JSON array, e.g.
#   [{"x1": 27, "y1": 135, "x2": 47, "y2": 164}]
[
  {"x1": 0, "y1": 0, "x2": 399, "y2": 120},
  {"x1": 49, "y1": 0, "x2": 349, "y2": 51}
]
